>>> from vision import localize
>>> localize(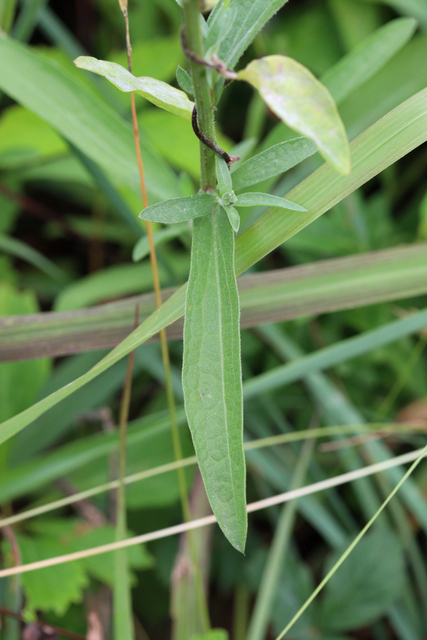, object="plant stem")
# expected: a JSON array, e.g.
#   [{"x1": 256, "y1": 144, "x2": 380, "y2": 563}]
[{"x1": 183, "y1": 0, "x2": 217, "y2": 190}]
